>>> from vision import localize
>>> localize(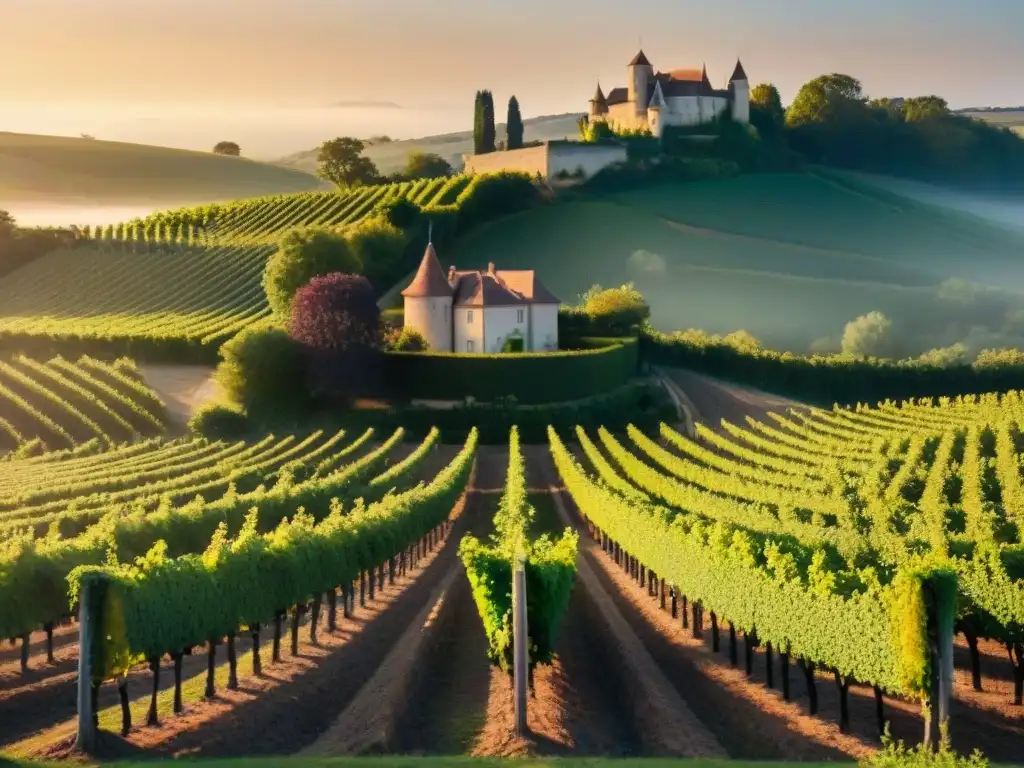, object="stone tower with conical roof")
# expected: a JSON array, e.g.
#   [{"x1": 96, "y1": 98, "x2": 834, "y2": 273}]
[
  {"x1": 729, "y1": 58, "x2": 750, "y2": 124},
  {"x1": 627, "y1": 49, "x2": 654, "y2": 116},
  {"x1": 401, "y1": 230, "x2": 453, "y2": 352}
]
